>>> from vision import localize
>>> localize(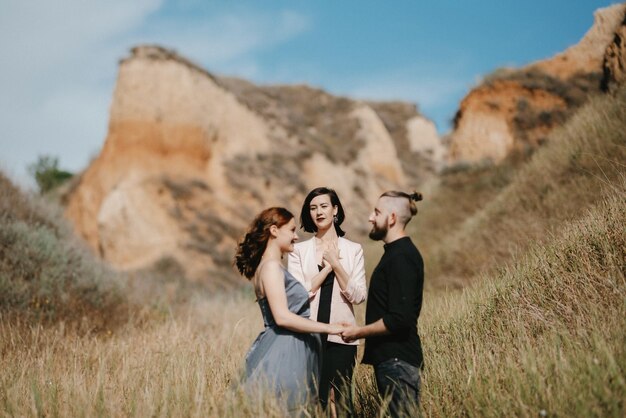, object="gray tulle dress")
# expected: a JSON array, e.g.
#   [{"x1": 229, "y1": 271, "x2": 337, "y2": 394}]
[{"x1": 244, "y1": 268, "x2": 322, "y2": 413}]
